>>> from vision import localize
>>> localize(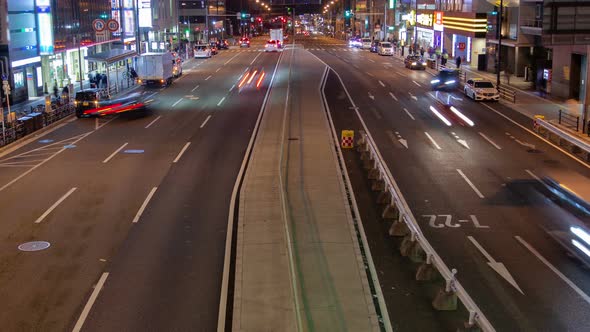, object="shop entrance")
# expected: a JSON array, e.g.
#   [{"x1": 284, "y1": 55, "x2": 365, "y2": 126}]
[{"x1": 570, "y1": 53, "x2": 583, "y2": 100}]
